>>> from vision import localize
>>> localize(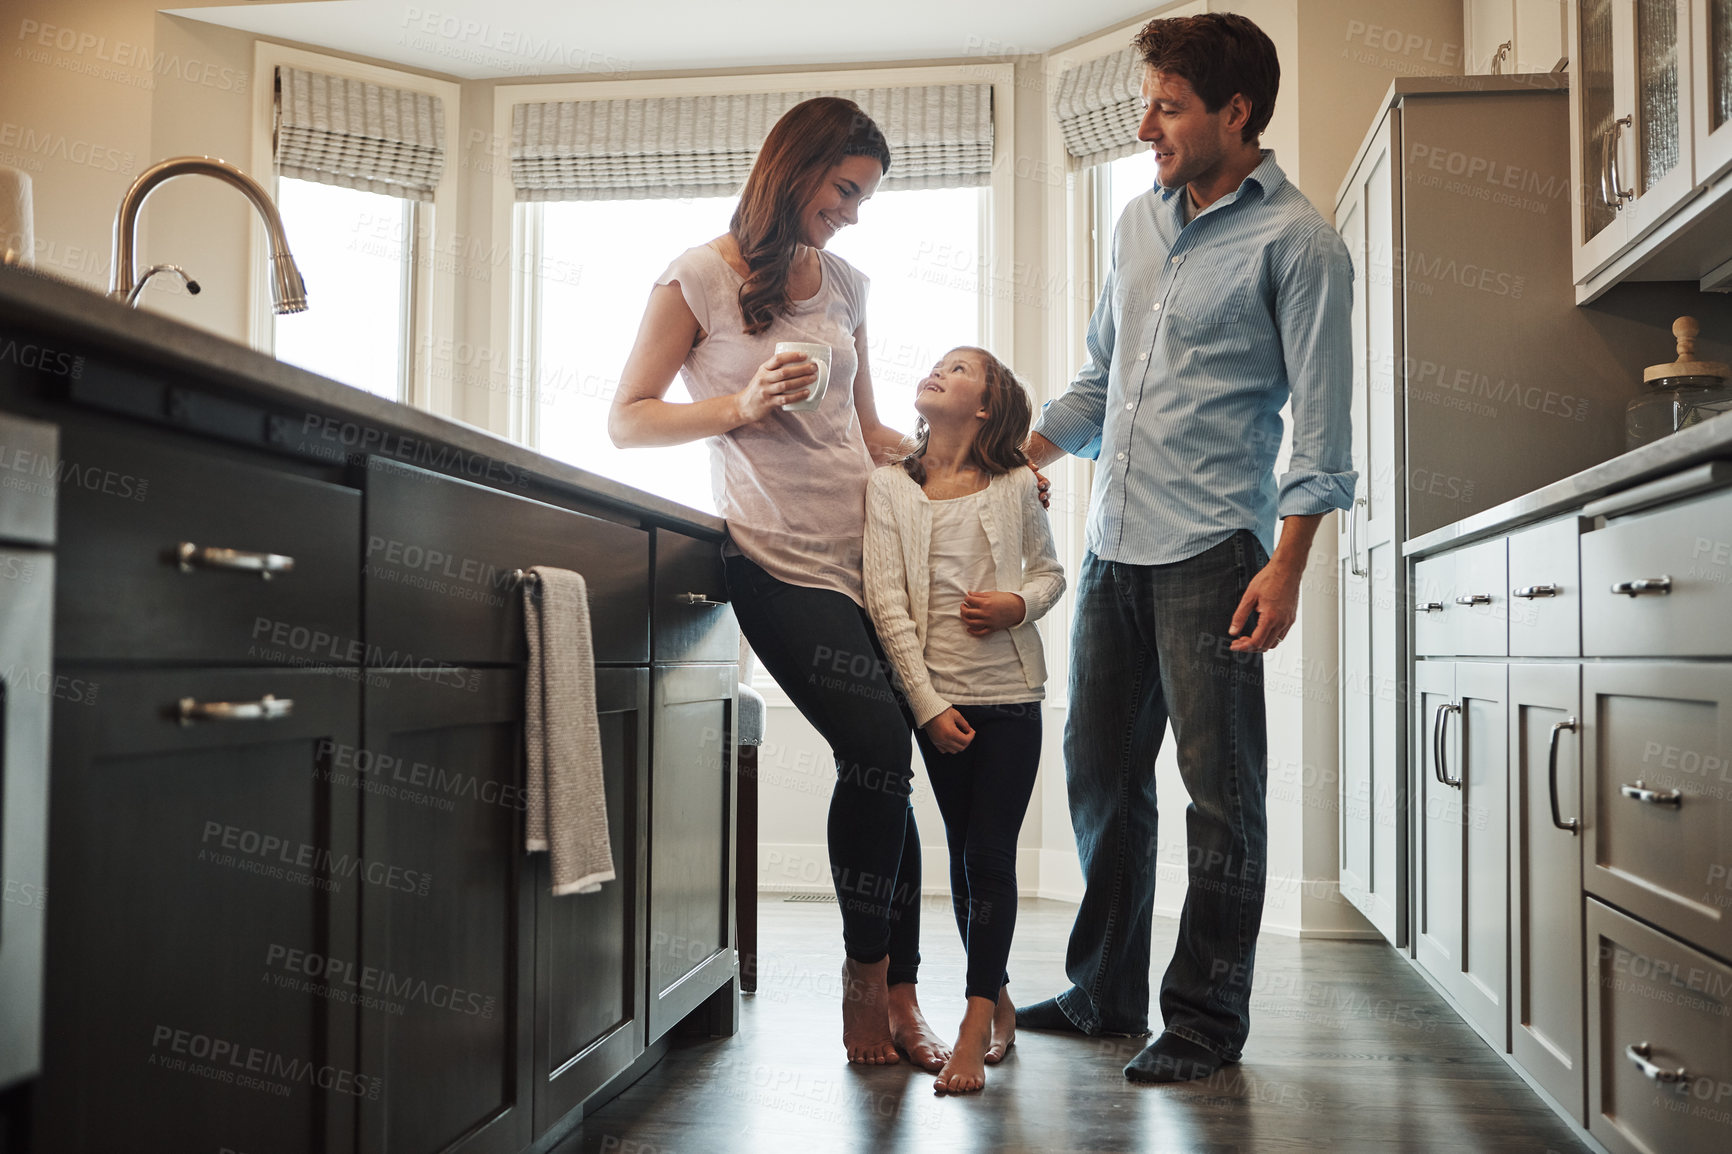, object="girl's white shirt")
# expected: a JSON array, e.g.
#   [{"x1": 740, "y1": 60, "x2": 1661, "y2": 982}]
[{"x1": 862, "y1": 465, "x2": 1066, "y2": 726}]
